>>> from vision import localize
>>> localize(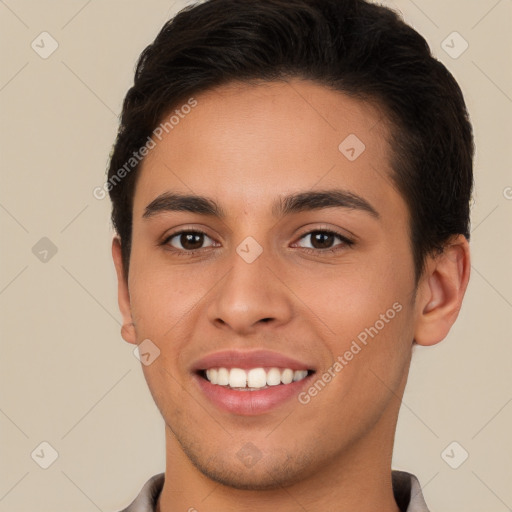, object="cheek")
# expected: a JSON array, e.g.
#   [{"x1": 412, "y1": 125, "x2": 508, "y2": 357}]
[
  {"x1": 128, "y1": 253, "x2": 205, "y2": 334},
  {"x1": 310, "y1": 256, "x2": 409, "y2": 332},
  {"x1": 299, "y1": 247, "x2": 415, "y2": 388}
]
